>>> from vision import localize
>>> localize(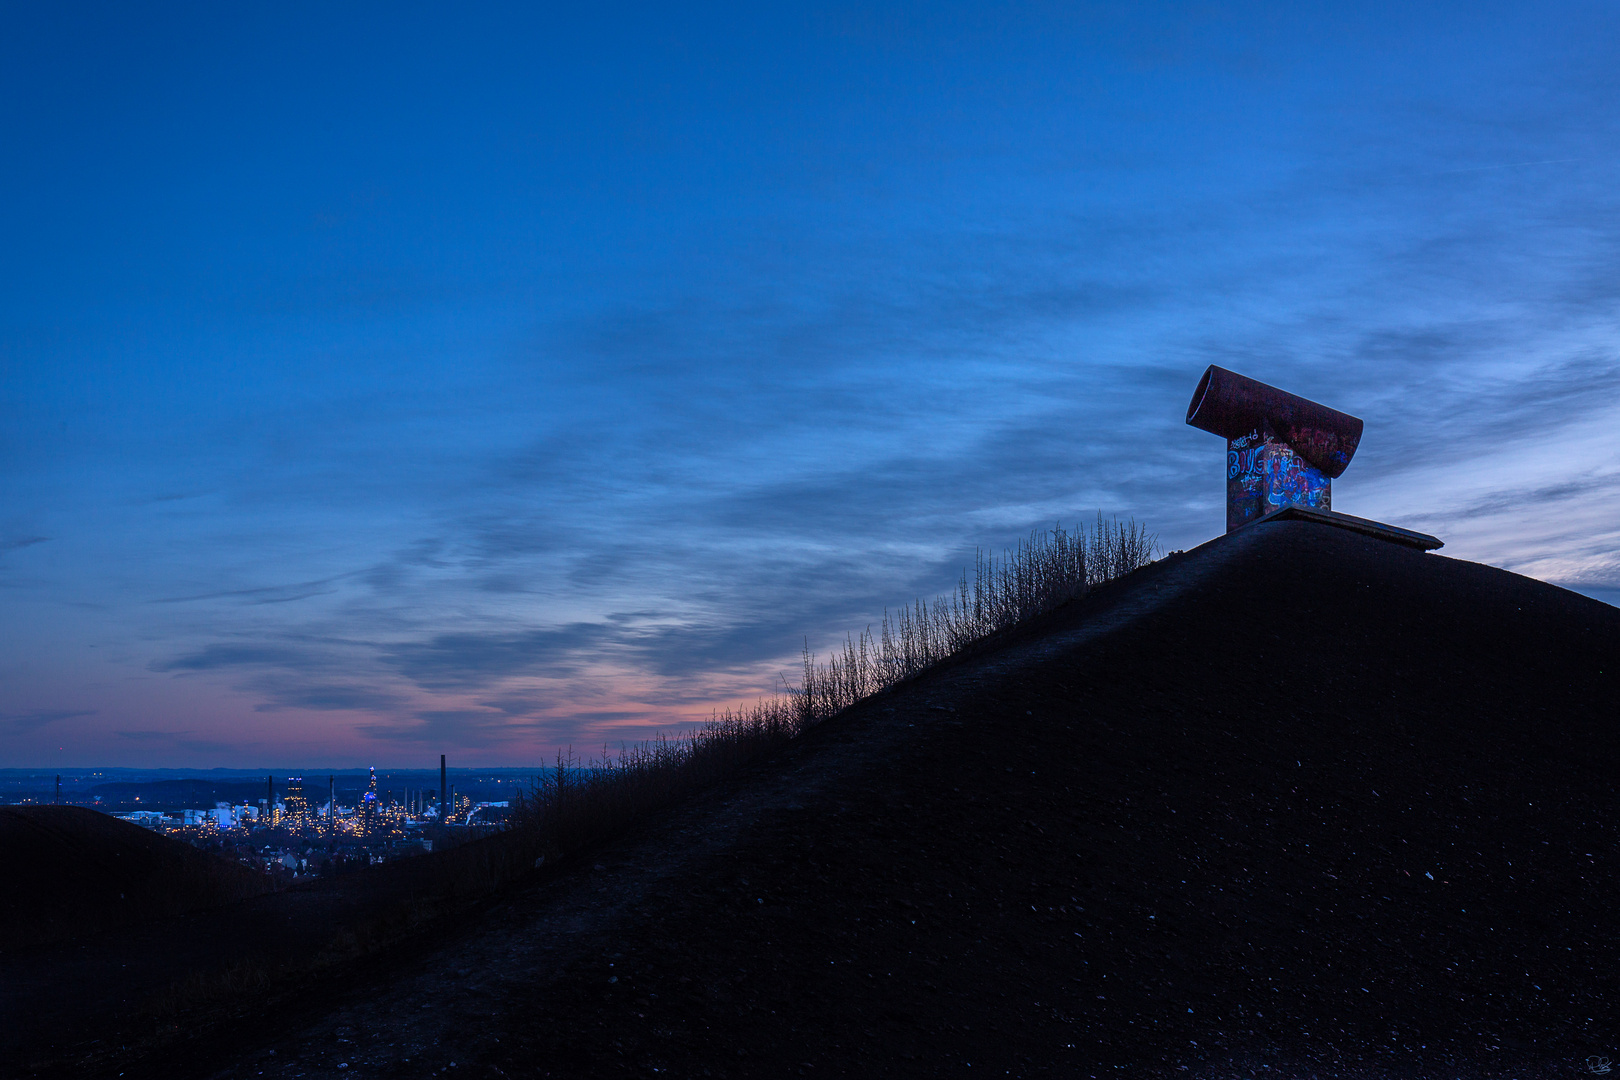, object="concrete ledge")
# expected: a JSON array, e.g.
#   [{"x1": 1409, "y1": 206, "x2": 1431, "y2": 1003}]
[{"x1": 1254, "y1": 505, "x2": 1444, "y2": 550}]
